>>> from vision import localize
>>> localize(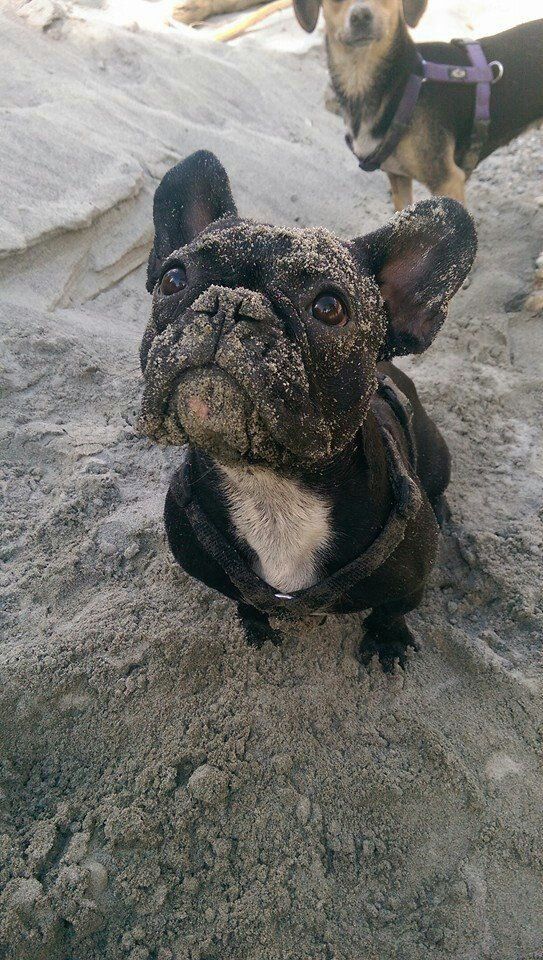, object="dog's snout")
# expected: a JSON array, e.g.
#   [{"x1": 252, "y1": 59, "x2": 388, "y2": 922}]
[
  {"x1": 191, "y1": 285, "x2": 274, "y2": 328},
  {"x1": 235, "y1": 291, "x2": 269, "y2": 323},
  {"x1": 348, "y1": 3, "x2": 373, "y2": 38}
]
